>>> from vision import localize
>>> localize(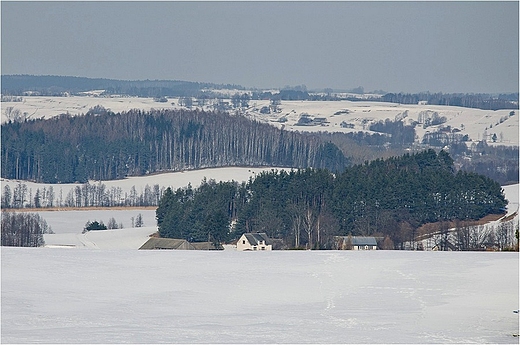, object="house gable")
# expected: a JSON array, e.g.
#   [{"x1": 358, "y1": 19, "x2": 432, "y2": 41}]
[{"x1": 237, "y1": 233, "x2": 273, "y2": 251}]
